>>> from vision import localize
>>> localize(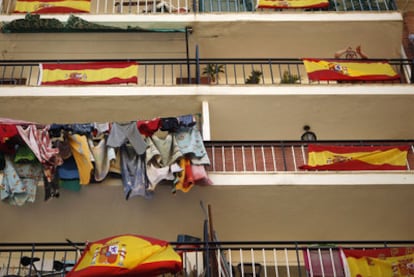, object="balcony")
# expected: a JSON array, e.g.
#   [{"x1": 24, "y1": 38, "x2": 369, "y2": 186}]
[
  {"x1": 1, "y1": 240, "x2": 414, "y2": 277},
  {"x1": 0, "y1": 0, "x2": 398, "y2": 15},
  {"x1": 205, "y1": 140, "x2": 414, "y2": 173},
  {"x1": 0, "y1": 58, "x2": 412, "y2": 86}
]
